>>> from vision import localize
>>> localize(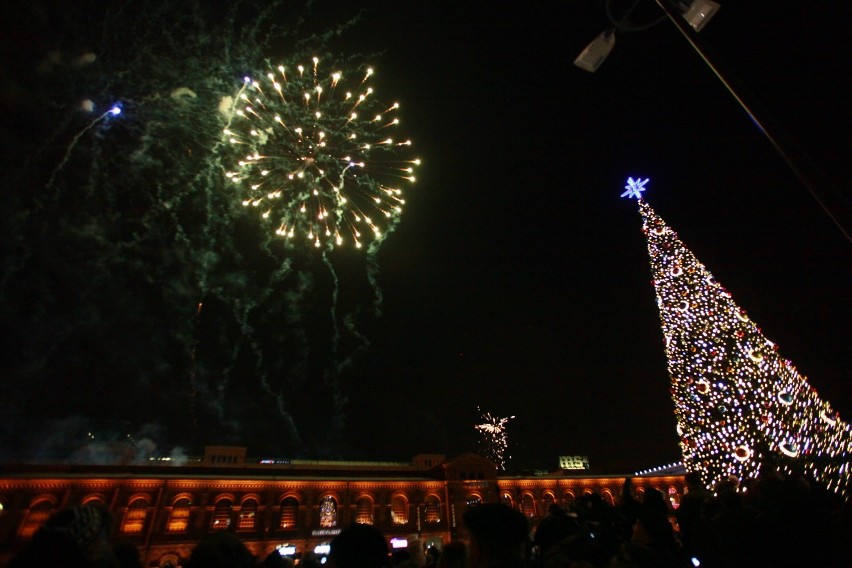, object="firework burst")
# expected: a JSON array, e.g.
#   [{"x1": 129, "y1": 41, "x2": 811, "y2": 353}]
[
  {"x1": 221, "y1": 57, "x2": 420, "y2": 250},
  {"x1": 475, "y1": 407, "x2": 515, "y2": 470}
]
